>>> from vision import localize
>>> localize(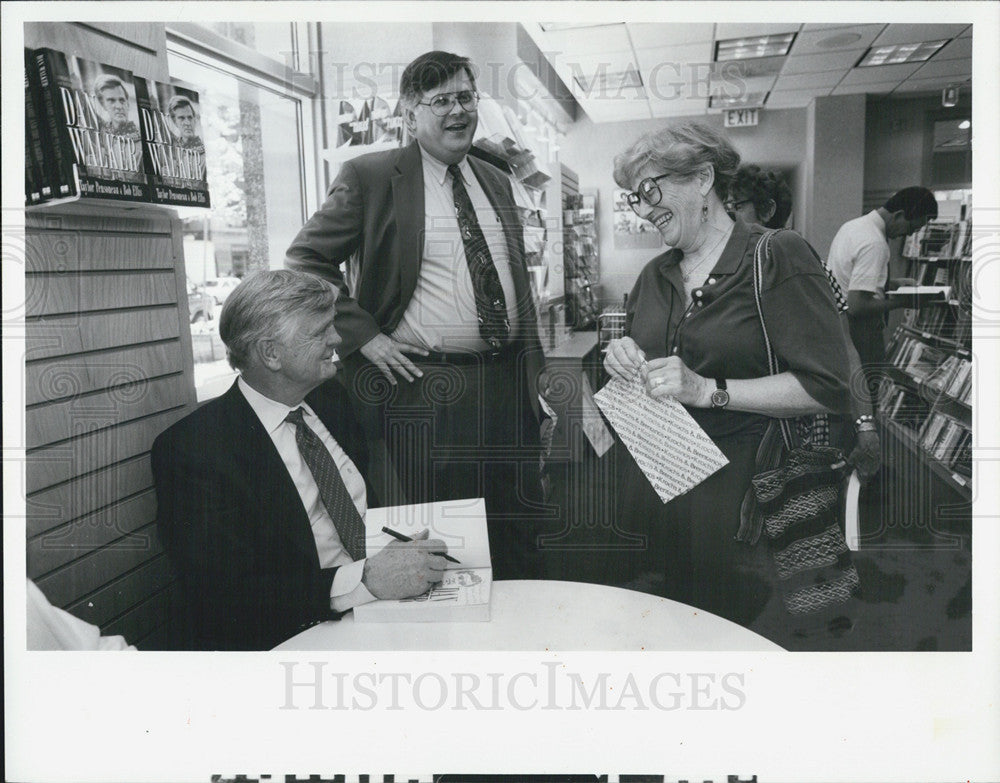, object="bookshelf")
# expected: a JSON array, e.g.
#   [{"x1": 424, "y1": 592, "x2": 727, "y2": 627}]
[
  {"x1": 561, "y1": 164, "x2": 599, "y2": 329},
  {"x1": 879, "y1": 216, "x2": 973, "y2": 501}
]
